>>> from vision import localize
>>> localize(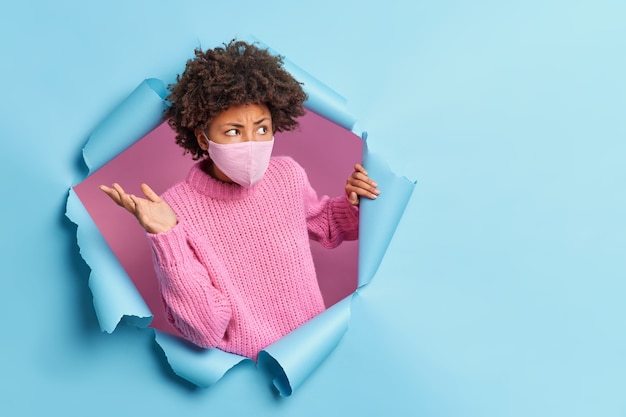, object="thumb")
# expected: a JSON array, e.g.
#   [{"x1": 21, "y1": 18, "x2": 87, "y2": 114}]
[
  {"x1": 141, "y1": 183, "x2": 161, "y2": 203},
  {"x1": 349, "y1": 191, "x2": 359, "y2": 206}
]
